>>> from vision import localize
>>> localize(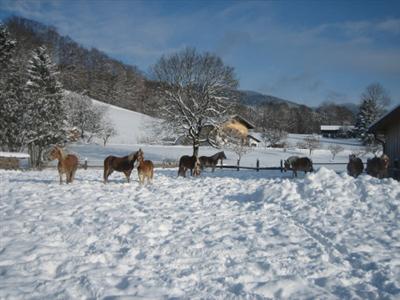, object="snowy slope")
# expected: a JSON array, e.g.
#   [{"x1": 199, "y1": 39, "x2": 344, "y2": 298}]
[
  {"x1": 1, "y1": 168, "x2": 399, "y2": 298},
  {"x1": 92, "y1": 99, "x2": 159, "y2": 144}
]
